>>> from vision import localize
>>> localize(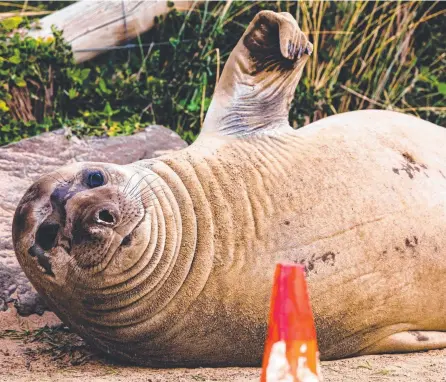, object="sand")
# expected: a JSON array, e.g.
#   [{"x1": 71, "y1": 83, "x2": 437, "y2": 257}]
[{"x1": 0, "y1": 310, "x2": 444, "y2": 382}]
